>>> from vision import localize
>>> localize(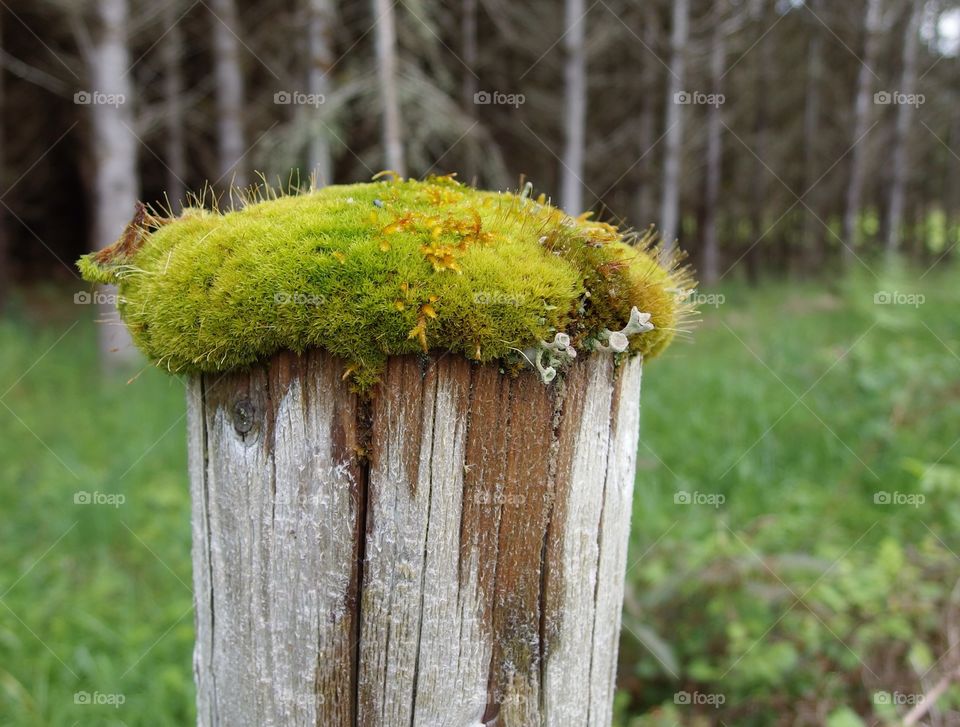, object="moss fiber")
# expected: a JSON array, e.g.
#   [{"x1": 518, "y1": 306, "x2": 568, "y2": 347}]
[{"x1": 78, "y1": 174, "x2": 695, "y2": 390}]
